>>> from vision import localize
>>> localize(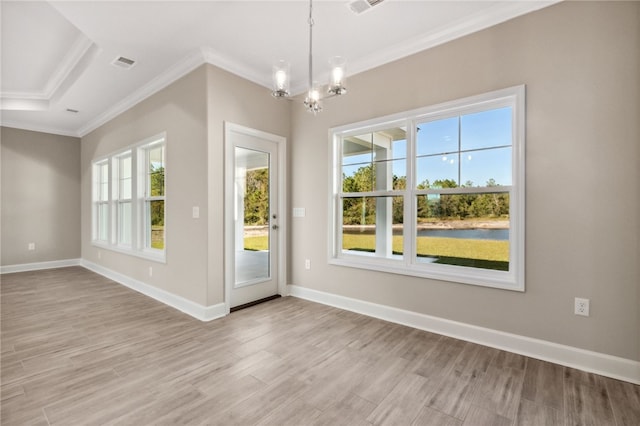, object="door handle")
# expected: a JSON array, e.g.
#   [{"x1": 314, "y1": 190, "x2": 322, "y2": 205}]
[{"x1": 272, "y1": 224, "x2": 279, "y2": 230}]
